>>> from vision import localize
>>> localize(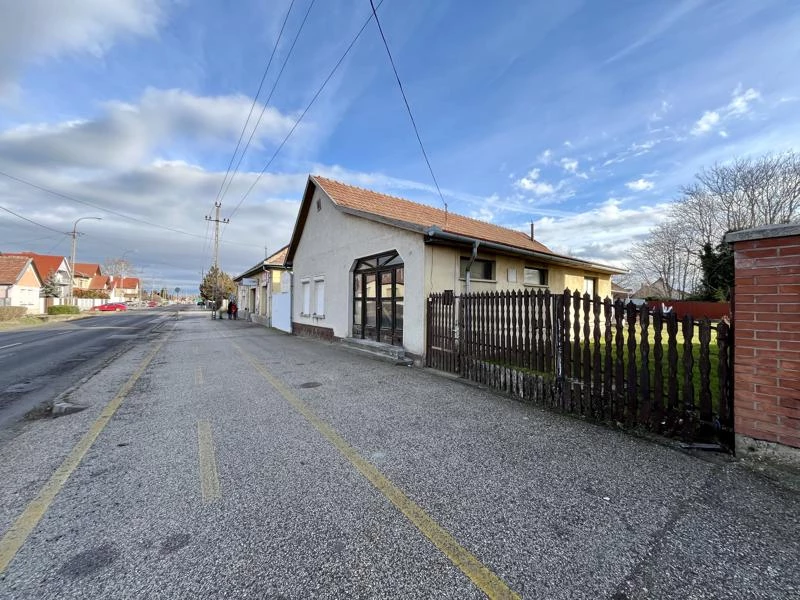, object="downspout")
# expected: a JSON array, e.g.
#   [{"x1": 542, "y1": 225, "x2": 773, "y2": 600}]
[{"x1": 464, "y1": 240, "x2": 480, "y2": 293}]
